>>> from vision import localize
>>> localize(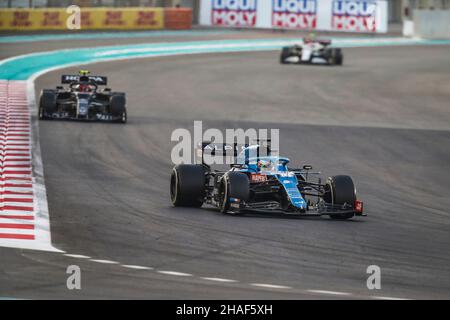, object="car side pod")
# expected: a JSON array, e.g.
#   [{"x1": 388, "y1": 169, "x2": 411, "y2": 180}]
[{"x1": 355, "y1": 200, "x2": 365, "y2": 216}]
